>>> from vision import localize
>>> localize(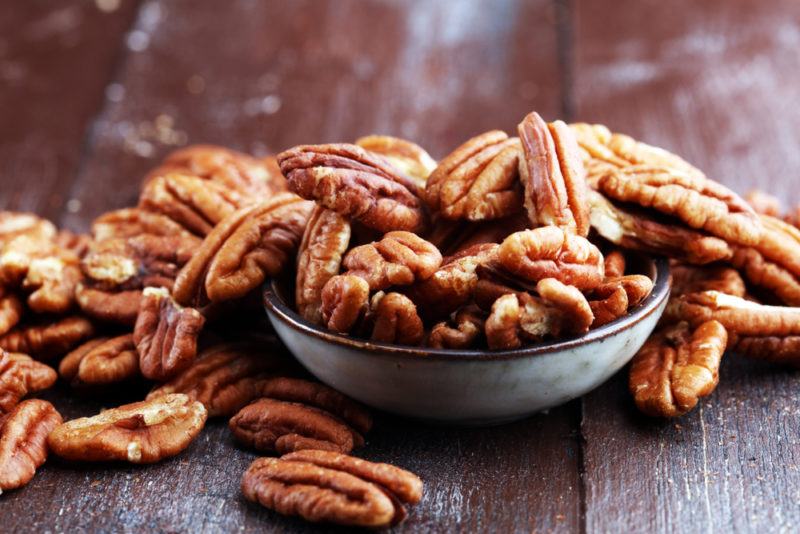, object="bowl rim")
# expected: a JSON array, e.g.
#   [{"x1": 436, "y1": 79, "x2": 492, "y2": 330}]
[{"x1": 262, "y1": 255, "x2": 671, "y2": 362}]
